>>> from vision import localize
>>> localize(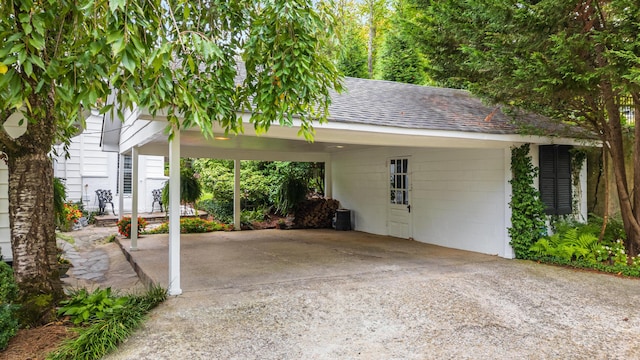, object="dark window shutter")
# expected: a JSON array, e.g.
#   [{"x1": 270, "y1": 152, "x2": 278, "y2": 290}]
[
  {"x1": 539, "y1": 146, "x2": 557, "y2": 214},
  {"x1": 556, "y1": 146, "x2": 572, "y2": 215},
  {"x1": 539, "y1": 145, "x2": 572, "y2": 215}
]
